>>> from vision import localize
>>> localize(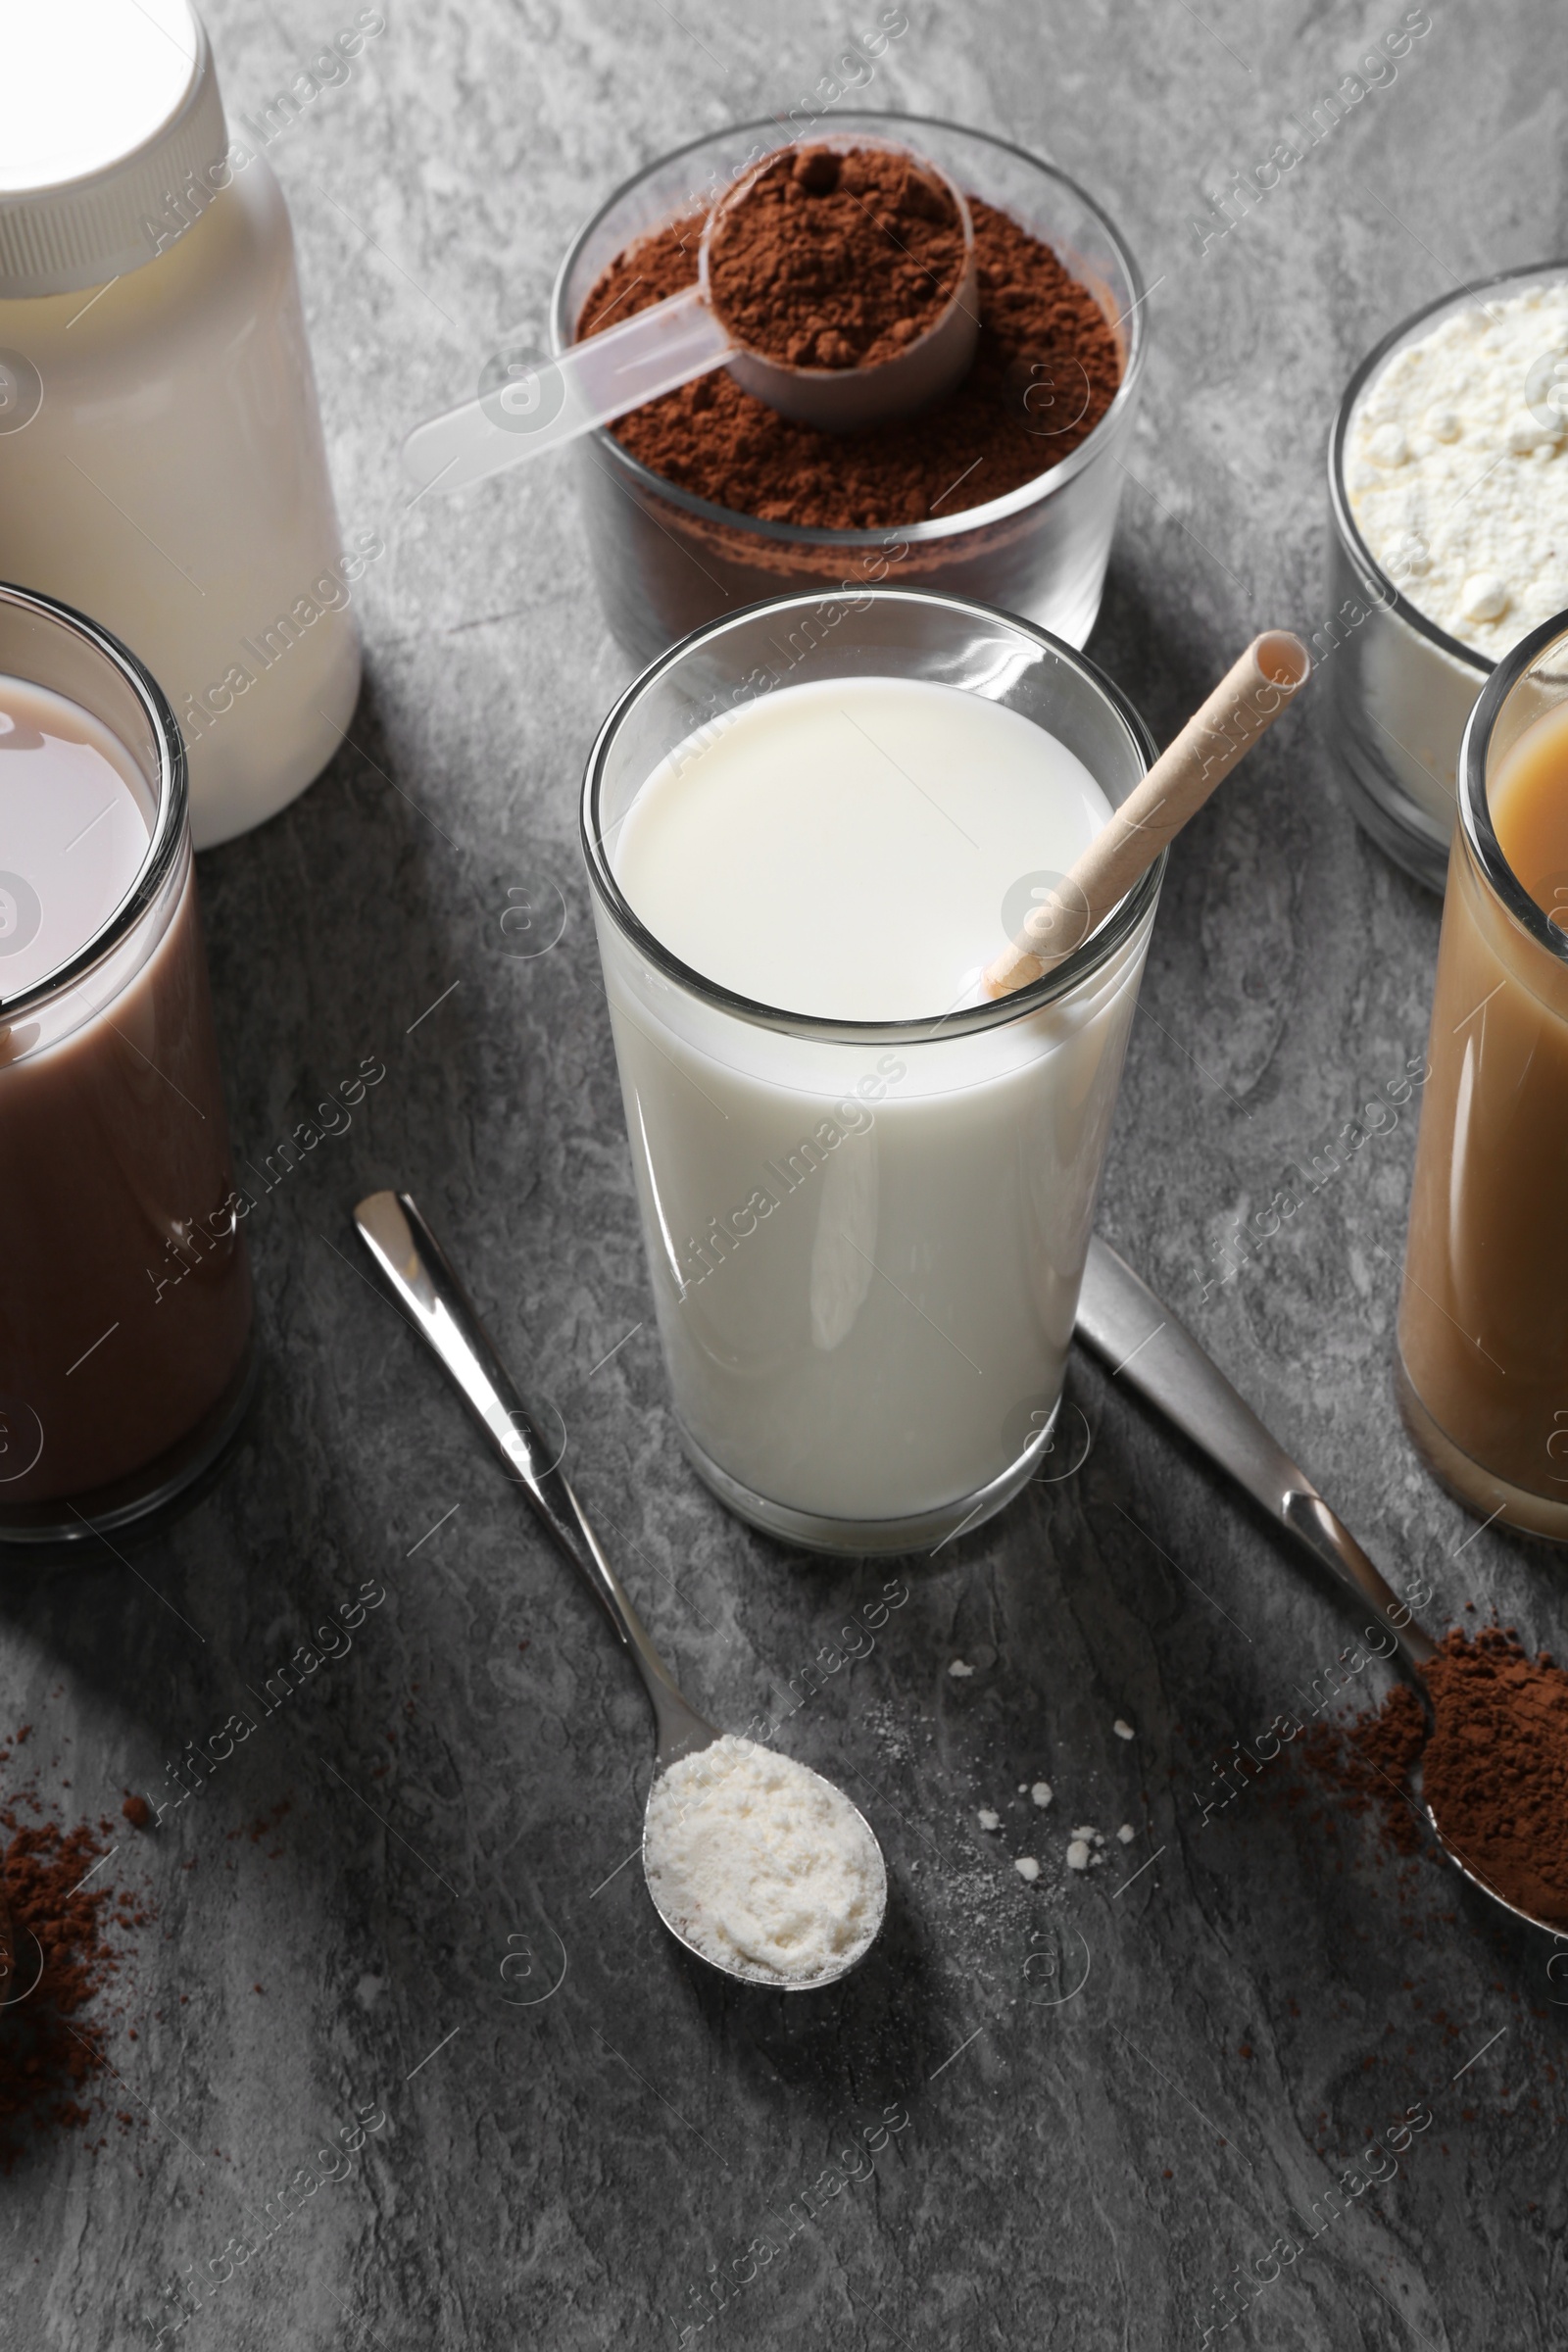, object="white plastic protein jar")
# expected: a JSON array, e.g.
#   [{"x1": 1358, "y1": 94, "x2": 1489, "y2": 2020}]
[{"x1": 0, "y1": 0, "x2": 363, "y2": 849}]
